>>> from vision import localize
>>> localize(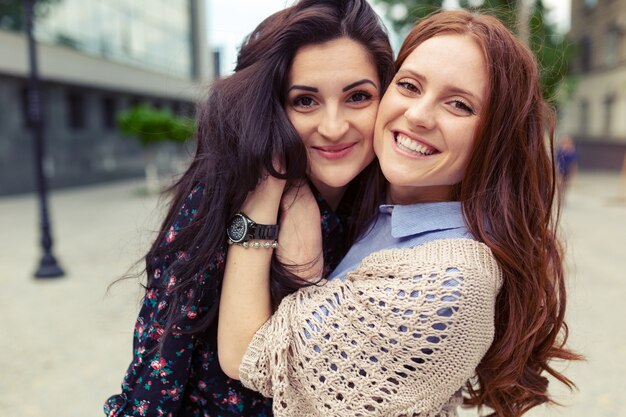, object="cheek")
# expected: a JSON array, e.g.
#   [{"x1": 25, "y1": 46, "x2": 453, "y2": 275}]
[
  {"x1": 354, "y1": 108, "x2": 378, "y2": 143},
  {"x1": 287, "y1": 112, "x2": 314, "y2": 145},
  {"x1": 373, "y1": 107, "x2": 392, "y2": 153},
  {"x1": 373, "y1": 96, "x2": 398, "y2": 141},
  {"x1": 373, "y1": 120, "x2": 385, "y2": 157},
  {"x1": 451, "y1": 133, "x2": 477, "y2": 179}
]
